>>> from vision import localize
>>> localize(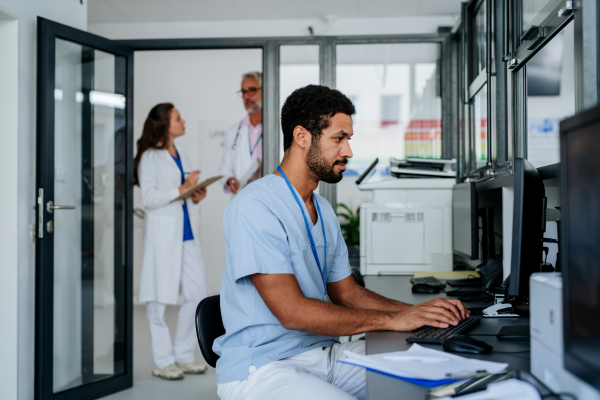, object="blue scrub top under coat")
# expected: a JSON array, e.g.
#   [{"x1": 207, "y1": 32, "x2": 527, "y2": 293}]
[
  {"x1": 170, "y1": 150, "x2": 194, "y2": 241},
  {"x1": 213, "y1": 174, "x2": 352, "y2": 384}
]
